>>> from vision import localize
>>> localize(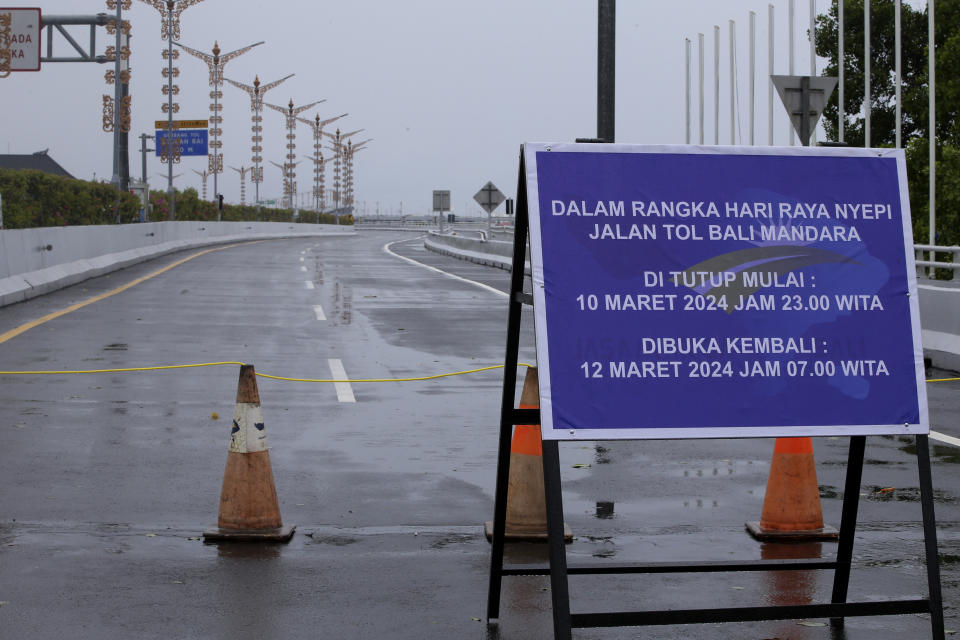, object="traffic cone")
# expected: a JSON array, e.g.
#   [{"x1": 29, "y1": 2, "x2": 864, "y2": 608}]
[
  {"x1": 485, "y1": 367, "x2": 572, "y2": 542},
  {"x1": 203, "y1": 364, "x2": 295, "y2": 542},
  {"x1": 746, "y1": 437, "x2": 837, "y2": 541}
]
